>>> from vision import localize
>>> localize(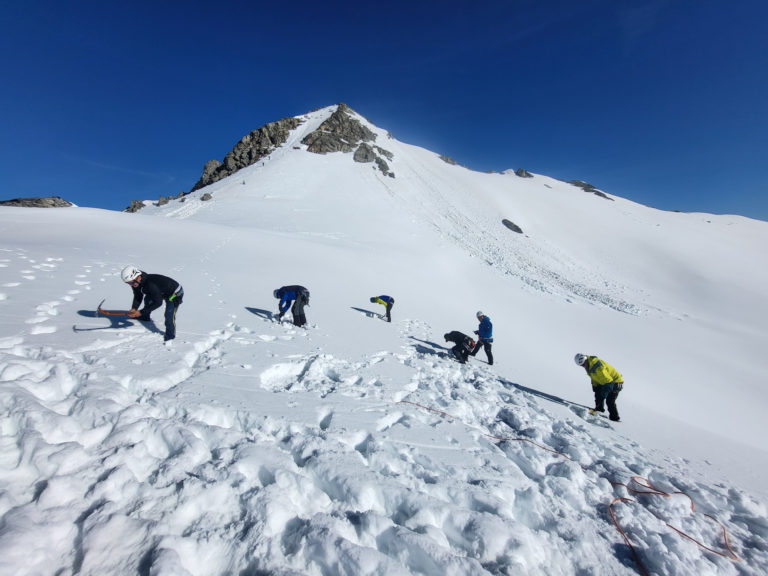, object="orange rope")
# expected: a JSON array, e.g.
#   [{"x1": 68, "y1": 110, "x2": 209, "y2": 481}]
[
  {"x1": 397, "y1": 400, "x2": 741, "y2": 573},
  {"x1": 610, "y1": 476, "x2": 740, "y2": 568}
]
